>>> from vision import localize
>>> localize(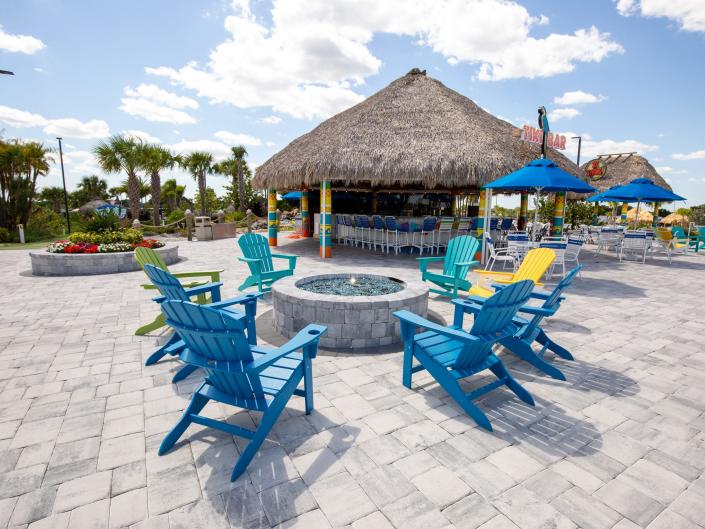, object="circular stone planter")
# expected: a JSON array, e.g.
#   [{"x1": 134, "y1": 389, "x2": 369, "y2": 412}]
[
  {"x1": 272, "y1": 273, "x2": 429, "y2": 351},
  {"x1": 29, "y1": 244, "x2": 179, "y2": 276}
]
